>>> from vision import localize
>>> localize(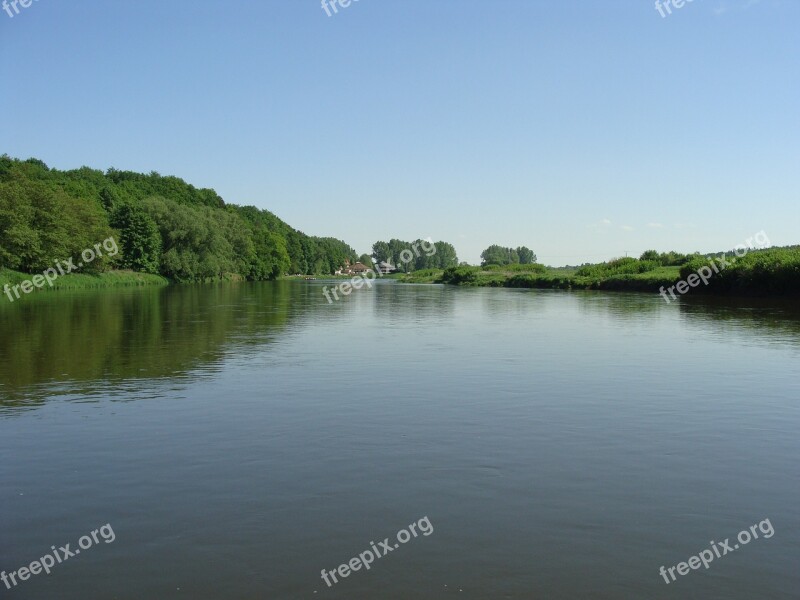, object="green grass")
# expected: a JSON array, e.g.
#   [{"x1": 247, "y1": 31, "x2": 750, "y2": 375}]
[
  {"x1": 0, "y1": 268, "x2": 169, "y2": 296},
  {"x1": 395, "y1": 269, "x2": 442, "y2": 283}
]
